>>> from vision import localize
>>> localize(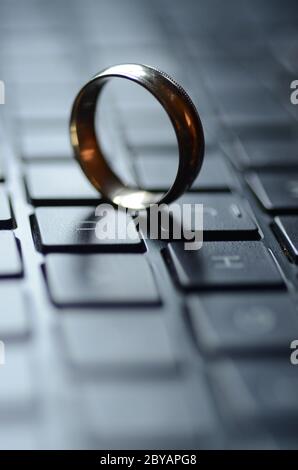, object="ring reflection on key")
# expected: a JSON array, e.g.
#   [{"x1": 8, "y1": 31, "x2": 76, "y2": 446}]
[{"x1": 70, "y1": 63, "x2": 205, "y2": 210}]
